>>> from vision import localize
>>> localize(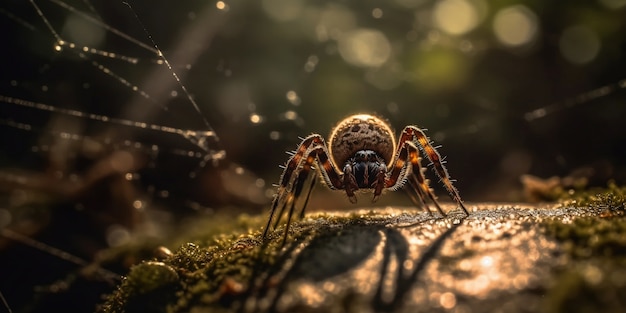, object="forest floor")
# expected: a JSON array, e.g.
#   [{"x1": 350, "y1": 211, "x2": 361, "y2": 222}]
[{"x1": 99, "y1": 185, "x2": 626, "y2": 313}]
